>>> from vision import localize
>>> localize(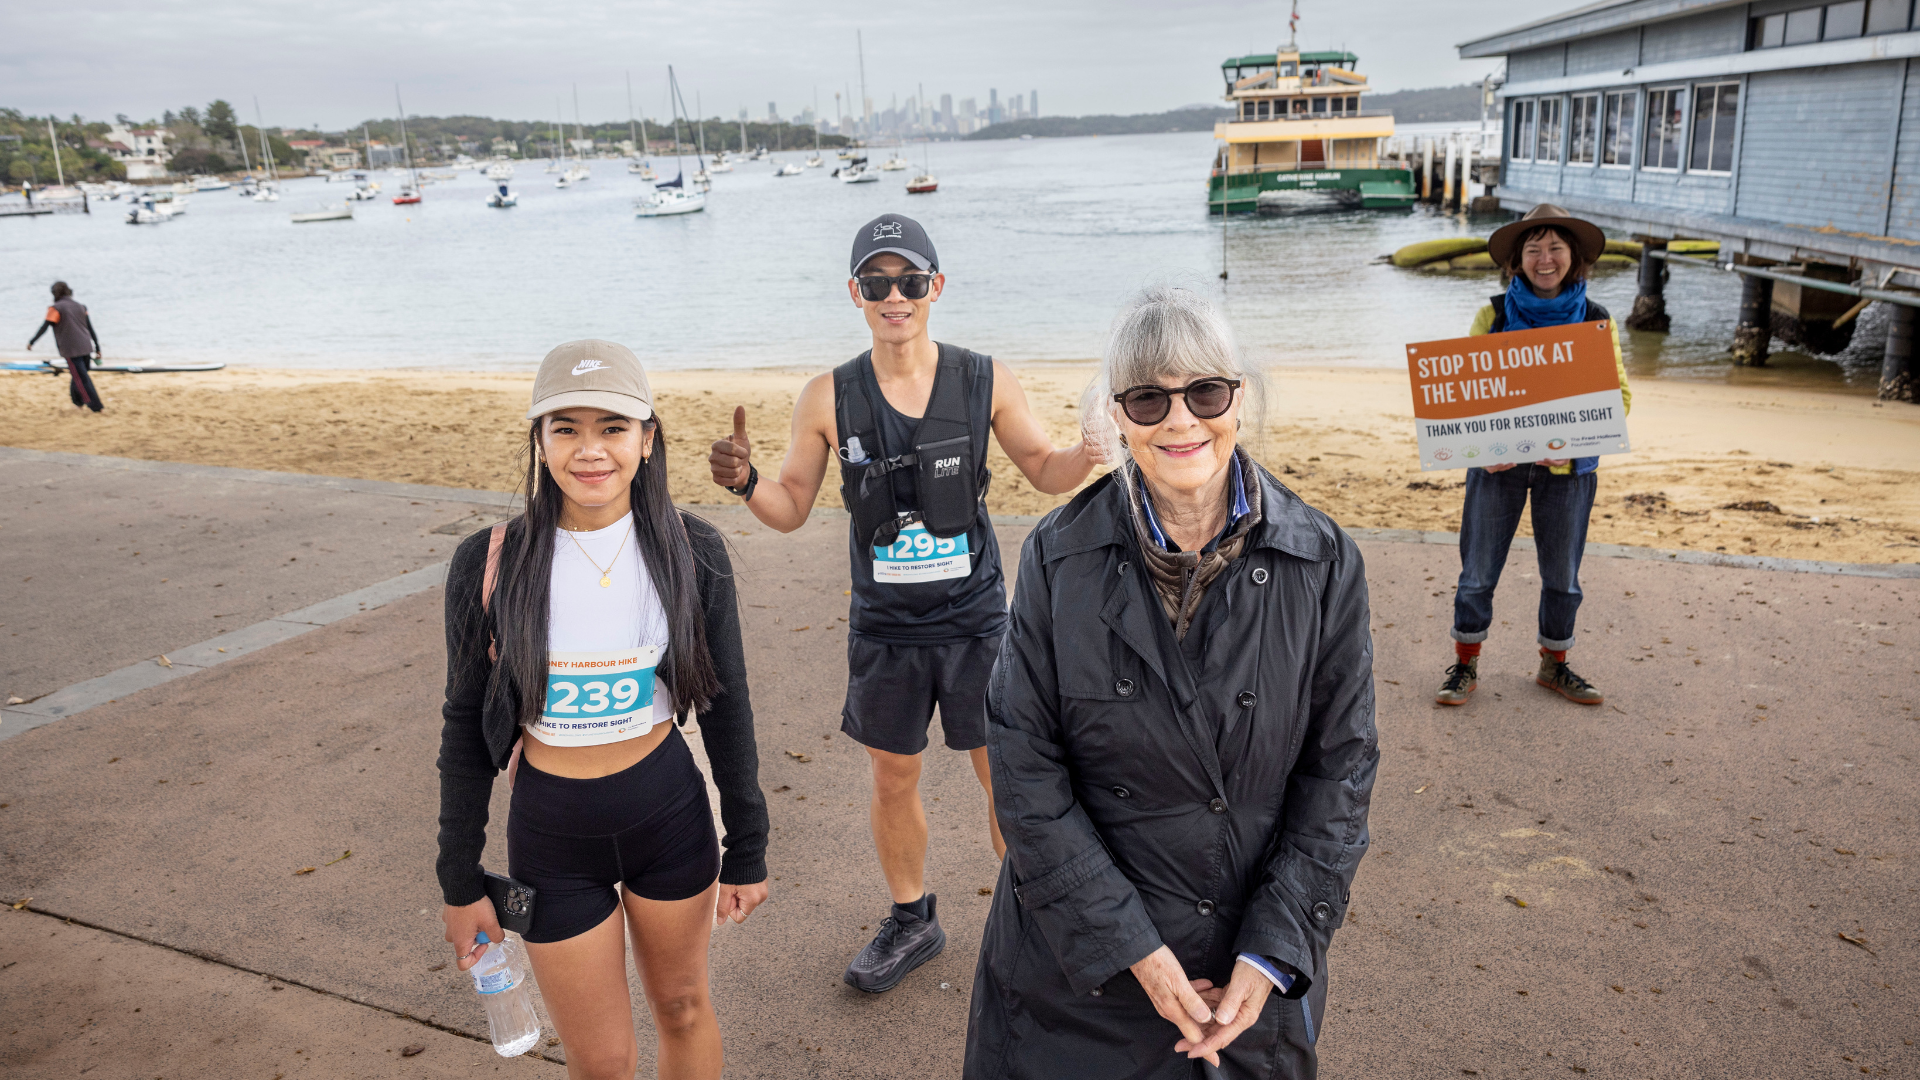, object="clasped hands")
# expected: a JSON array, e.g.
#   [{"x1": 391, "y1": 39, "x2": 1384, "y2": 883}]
[{"x1": 1130, "y1": 945, "x2": 1276, "y2": 1067}]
